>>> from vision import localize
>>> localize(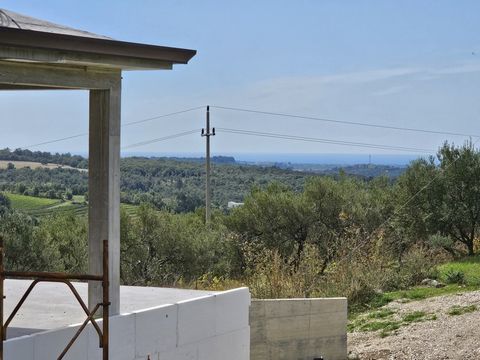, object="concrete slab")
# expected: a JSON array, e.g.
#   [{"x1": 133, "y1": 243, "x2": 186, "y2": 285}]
[{"x1": 4, "y1": 279, "x2": 218, "y2": 339}]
